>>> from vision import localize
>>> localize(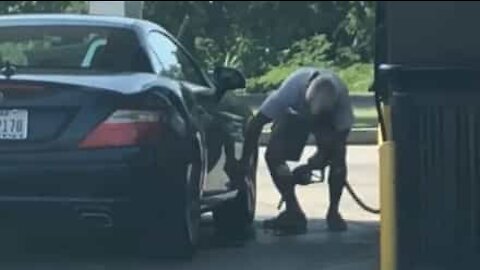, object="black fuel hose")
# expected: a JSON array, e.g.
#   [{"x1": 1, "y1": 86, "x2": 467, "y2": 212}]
[
  {"x1": 340, "y1": 86, "x2": 386, "y2": 215},
  {"x1": 313, "y1": 169, "x2": 381, "y2": 215},
  {"x1": 375, "y1": 89, "x2": 387, "y2": 142},
  {"x1": 345, "y1": 179, "x2": 380, "y2": 214},
  {"x1": 334, "y1": 89, "x2": 384, "y2": 215}
]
